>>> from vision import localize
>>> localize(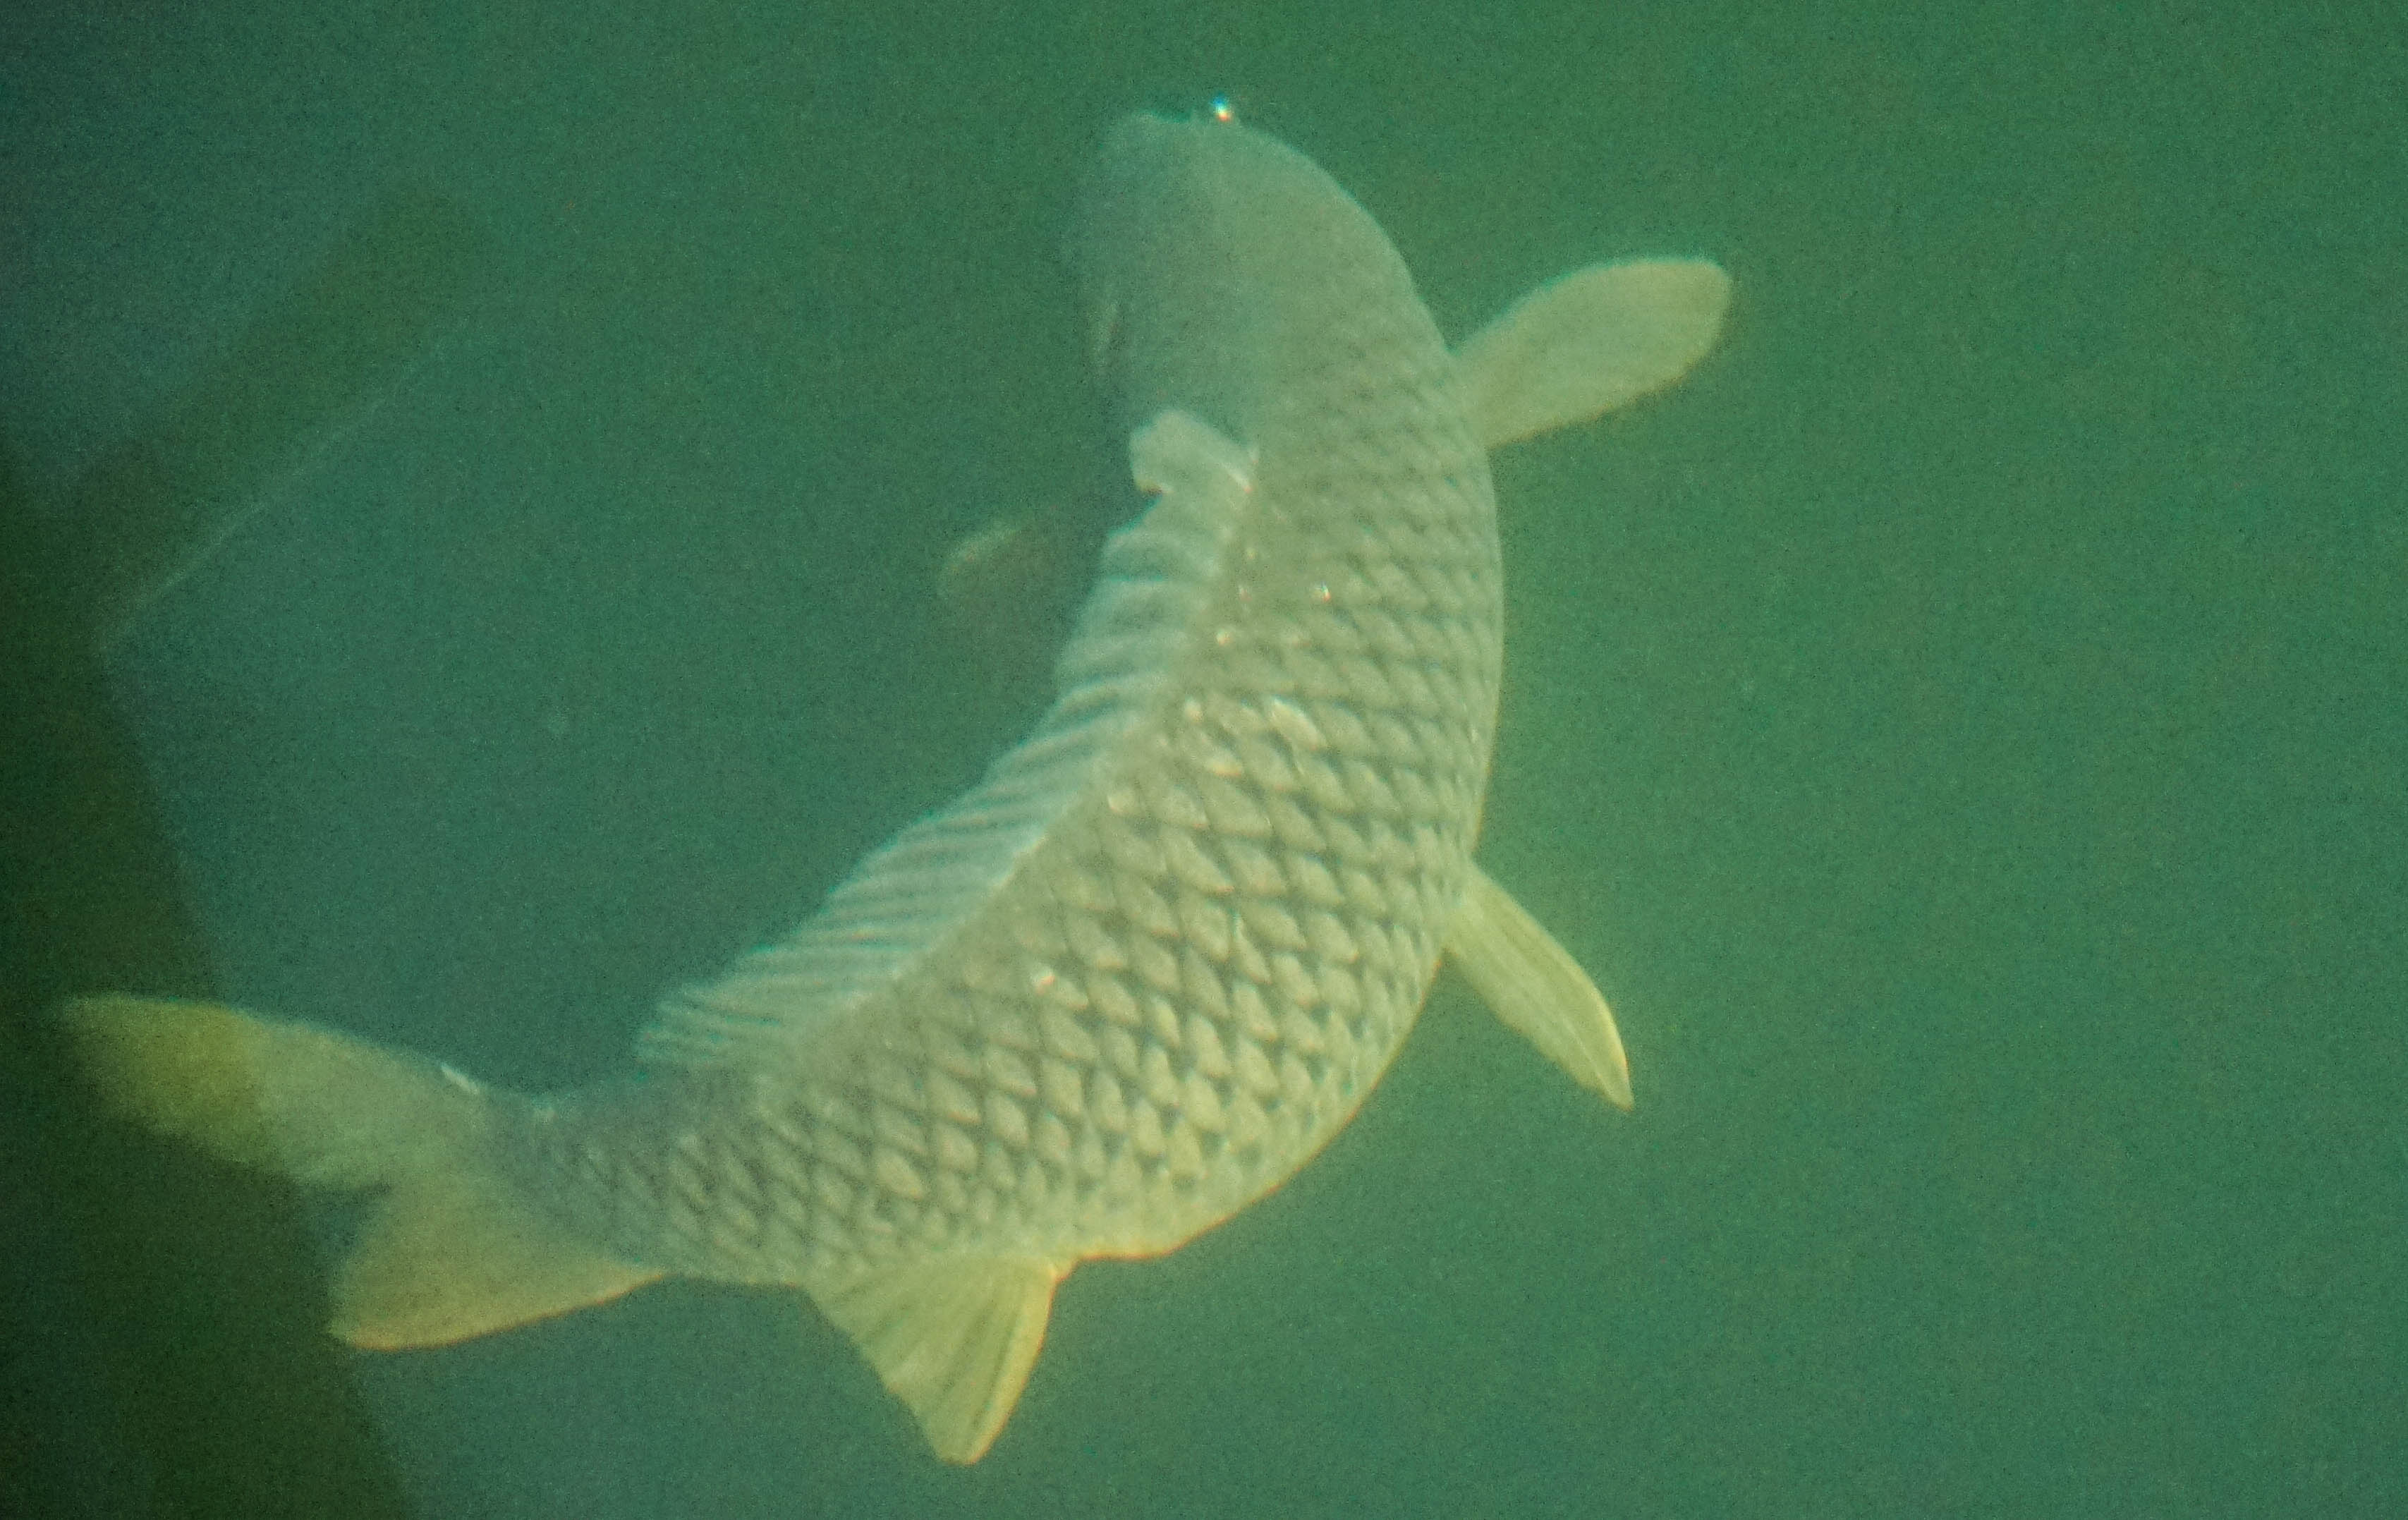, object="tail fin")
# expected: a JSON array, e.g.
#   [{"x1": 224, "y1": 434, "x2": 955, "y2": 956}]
[{"x1": 59, "y1": 995, "x2": 659, "y2": 1349}]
